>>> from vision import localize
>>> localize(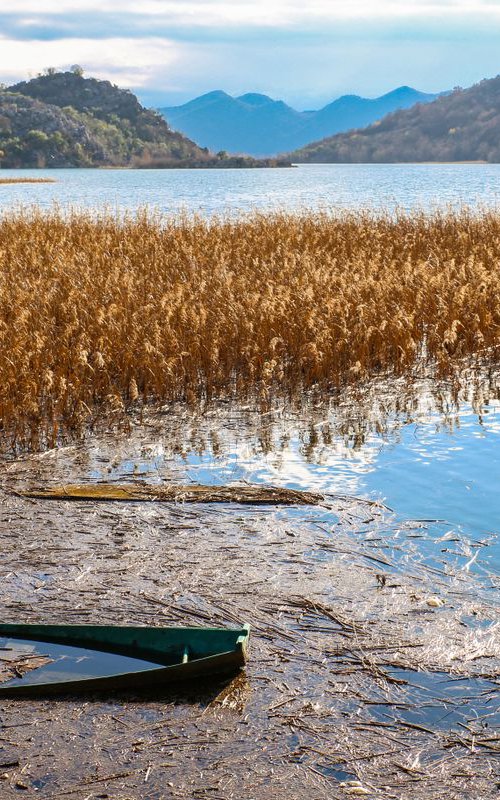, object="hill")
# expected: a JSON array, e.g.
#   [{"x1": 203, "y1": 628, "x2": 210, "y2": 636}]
[
  {"x1": 160, "y1": 86, "x2": 438, "y2": 157},
  {"x1": 0, "y1": 71, "x2": 290, "y2": 168},
  {"x1": 0, "y1": 71, "x2": 208, "y2": 168},
  {"x1": 290, "y1": 76, "x2": 500, "y2": 163}
]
